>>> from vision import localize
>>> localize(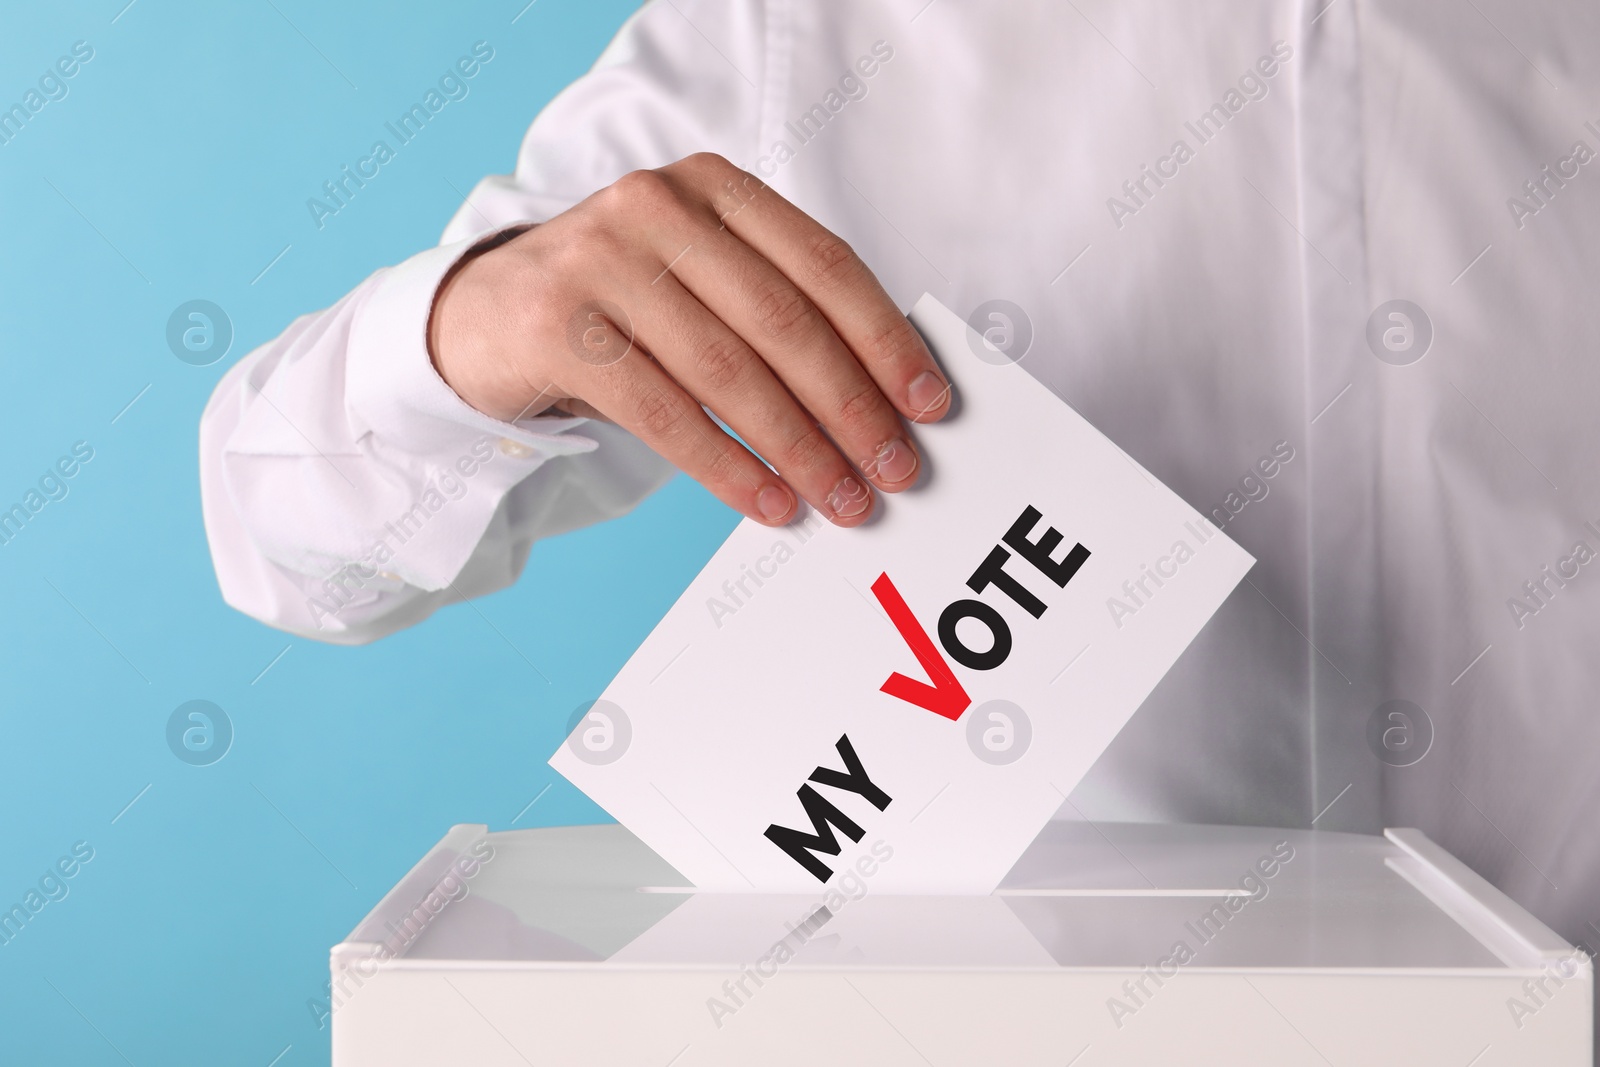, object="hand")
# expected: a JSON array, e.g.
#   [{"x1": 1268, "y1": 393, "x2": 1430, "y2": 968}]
[{"x1": 428, "y1": 152, "x2": 952, "y2": 528}]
